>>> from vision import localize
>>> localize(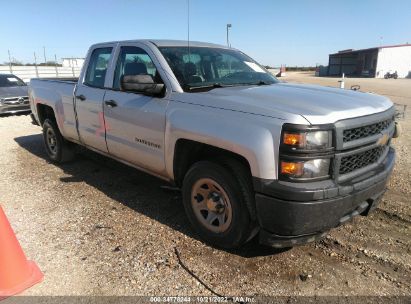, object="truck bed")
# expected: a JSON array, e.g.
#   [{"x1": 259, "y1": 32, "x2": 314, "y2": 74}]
[{"x1": 29, "y1": 78, "x2": 79, "y2": 142}]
